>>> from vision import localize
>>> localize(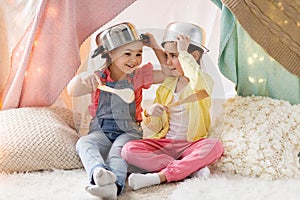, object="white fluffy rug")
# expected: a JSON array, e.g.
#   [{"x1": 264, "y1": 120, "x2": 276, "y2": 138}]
[
  {"x1": 1, "y1": 169, "x2": 300, "y2": 200},
  {"x1": 170, "y1": 173, "x2": 300, "y2": 200},
  {"x1": 0, "y1": 169, "x2": 176, "y2": 200},
  {"x1": 0, "y1": 169, "x2": 94, "y2": 200}
]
